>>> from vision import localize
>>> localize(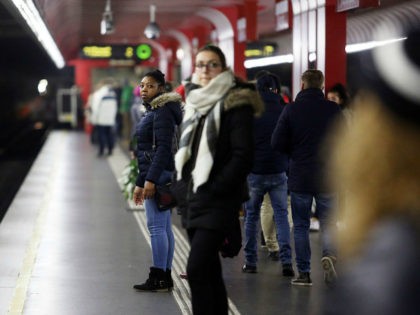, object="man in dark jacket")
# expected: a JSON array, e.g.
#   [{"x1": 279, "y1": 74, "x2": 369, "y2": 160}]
[
  {"x1": 242, "y1": 71, "x2": 294, "y2": 277},
  {"x1": 271, "y1": 69, "x2": 342, "y2": 287}
]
